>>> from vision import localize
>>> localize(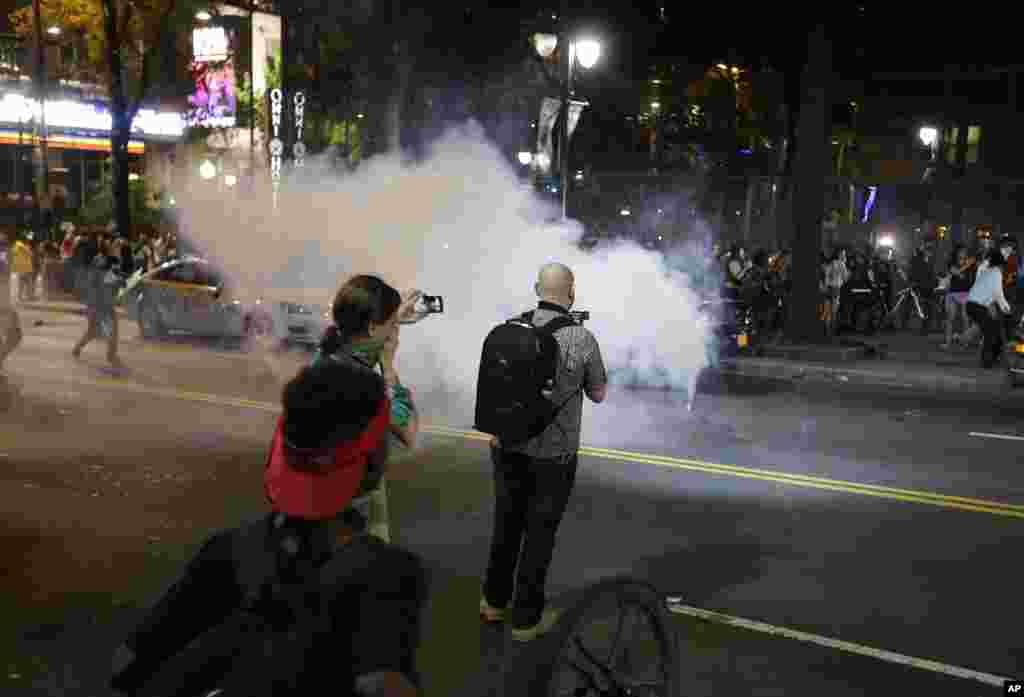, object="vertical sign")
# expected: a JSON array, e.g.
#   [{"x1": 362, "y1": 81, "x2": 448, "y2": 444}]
[
  {"x1": 293, "y1": 91, "x2": 306, "y2": 168},
  {"x1": 269, "y1": 88, "x2": 283, "y2": 207}
]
